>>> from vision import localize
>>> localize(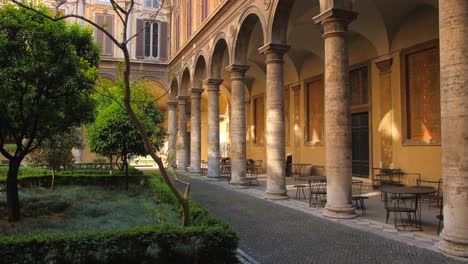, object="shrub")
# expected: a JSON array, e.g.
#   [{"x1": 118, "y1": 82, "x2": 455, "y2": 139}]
[{"x1": 0, "y1": 173, "x2": 239, "y2": 264}]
